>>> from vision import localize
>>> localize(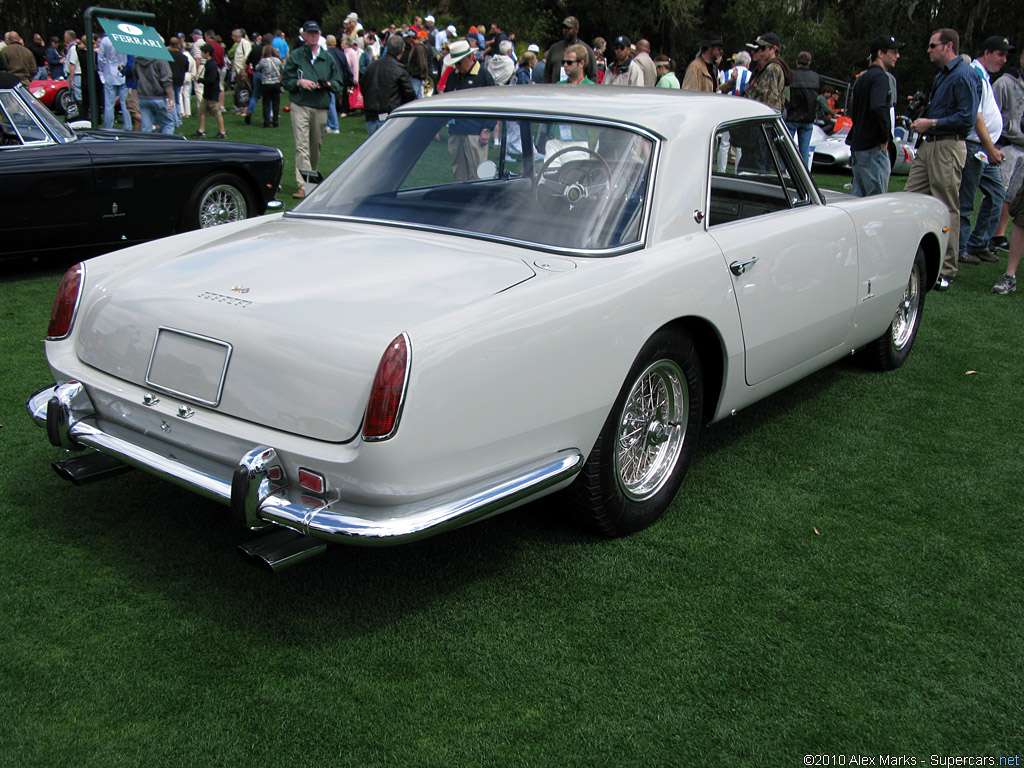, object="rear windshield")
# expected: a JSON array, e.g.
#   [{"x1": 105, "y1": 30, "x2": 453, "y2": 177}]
[{"x1": 291, "y1": 114, "x2": 655, "y2": 253}]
